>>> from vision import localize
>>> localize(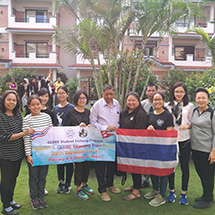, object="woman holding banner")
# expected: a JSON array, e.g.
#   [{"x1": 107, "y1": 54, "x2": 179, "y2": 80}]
[
  {"x1": 191, "y1": 87, "x2": 215, "y2": 209},
  {"x1": 166, "y1": 82, "x2": 193, "y2": 205},
  {"x1": 64, "y1": 90, "x2": 94, "y2": 200},
  {"x1": 0, "y1": 90, "x2": 34, "y2": 215},
  {"x1": 53, "y1": 86, "x2": 74, "y2": 195},
  {"x1": 119, "y1": 92, "x2": 148, "y2": 201},
  {"x1": 144, "y1": 92, "x2": 174, "y2": 207}
]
